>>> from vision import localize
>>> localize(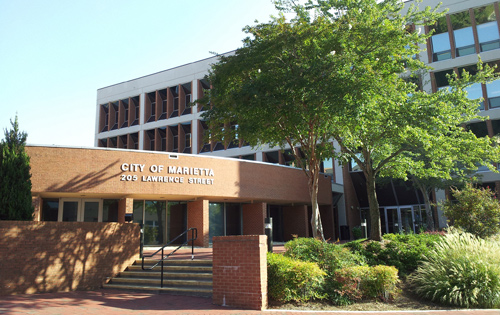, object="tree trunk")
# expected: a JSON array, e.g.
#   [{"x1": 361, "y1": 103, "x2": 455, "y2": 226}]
[
  {"x1": 309, "y1": 165, "x2": 325, "y2": 241},
  {"x1": 366, "y1": 174, "x2": 382, "y2": 241},
  {"x1": 419, "y1": 185, "x2": 435, "y2": 231}
]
